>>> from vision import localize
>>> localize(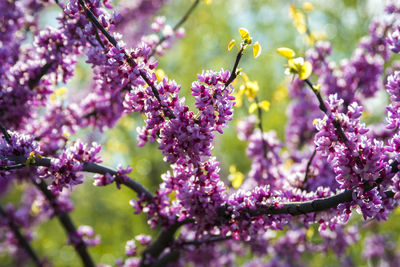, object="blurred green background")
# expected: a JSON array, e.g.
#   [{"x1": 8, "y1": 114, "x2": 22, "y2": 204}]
[{"x1": 2, "y1": 0, "x2": 400, "y2": 266}]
